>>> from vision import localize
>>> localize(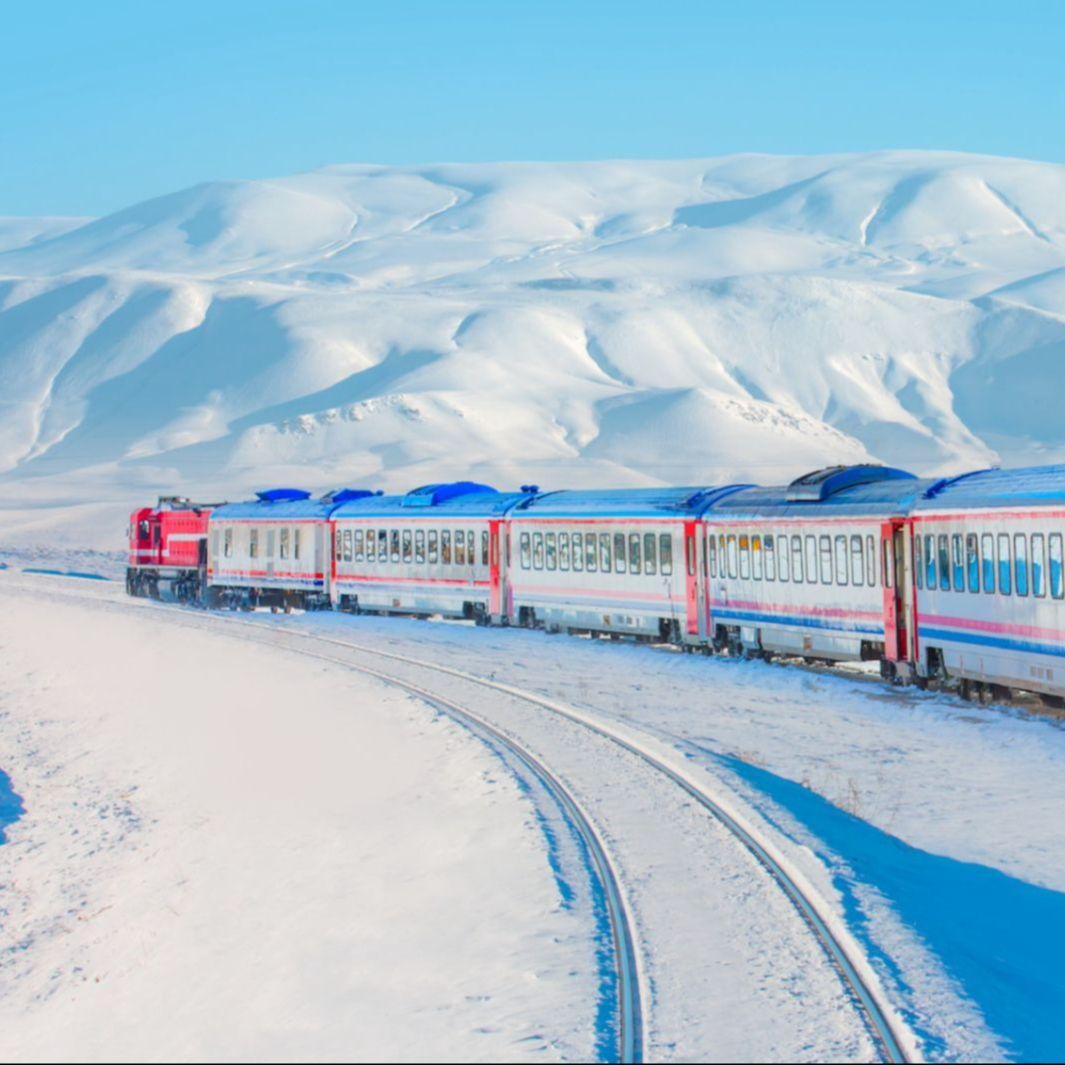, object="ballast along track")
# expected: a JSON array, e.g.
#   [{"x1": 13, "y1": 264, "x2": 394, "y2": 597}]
[{"x1": 206, "y1": 610, "x2": 916, "y2": 1065}]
